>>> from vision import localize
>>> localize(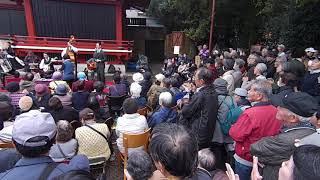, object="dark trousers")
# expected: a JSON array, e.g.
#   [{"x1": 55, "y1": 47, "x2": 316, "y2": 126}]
[{"x1": 97, "y1": 63, "x2": 105, "y2": 83}]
